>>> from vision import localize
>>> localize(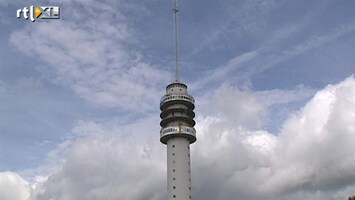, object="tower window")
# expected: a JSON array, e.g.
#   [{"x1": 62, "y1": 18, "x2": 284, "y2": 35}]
[
  {"x1": 172, "y1": 145, "x2": 175, "y2": 148},
  {"x1": 173, "y1": 195, "x2": 176, "y2": 198},
  {"x1": 173, "y1": 177, "x2": 176, "y2": 181},
  {"x1": 172, "y1": 153, "x2": 175, "y2": 156},
  {"x1": 173, "y1": 169, "x2": 175, "y2": 172},
  {"x1": 173, "y1": 186, "x2": 176, "y2": 189}
]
